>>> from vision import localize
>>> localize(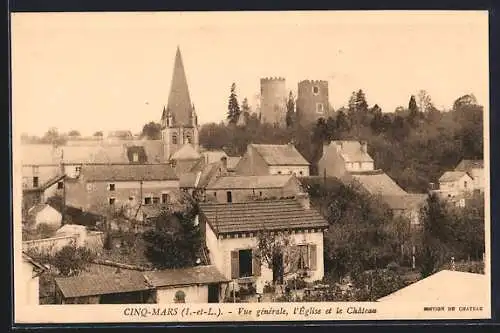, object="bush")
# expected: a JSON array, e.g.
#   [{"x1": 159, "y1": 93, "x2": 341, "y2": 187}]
[
  {"x1": 263, "y1": 283, "x2": 275, "y2": 294},
  {"x1": 285, "y1": 277, "x2": 308, "y2": 290},
  {"x1": 53, "y1": 245, "x2": 95, "y2": 276}
]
